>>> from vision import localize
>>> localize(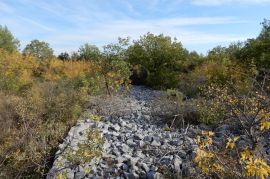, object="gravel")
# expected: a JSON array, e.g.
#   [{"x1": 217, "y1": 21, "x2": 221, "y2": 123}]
[{"x1": 47, "y1": 86, "x2": 198, "y2": 179}]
